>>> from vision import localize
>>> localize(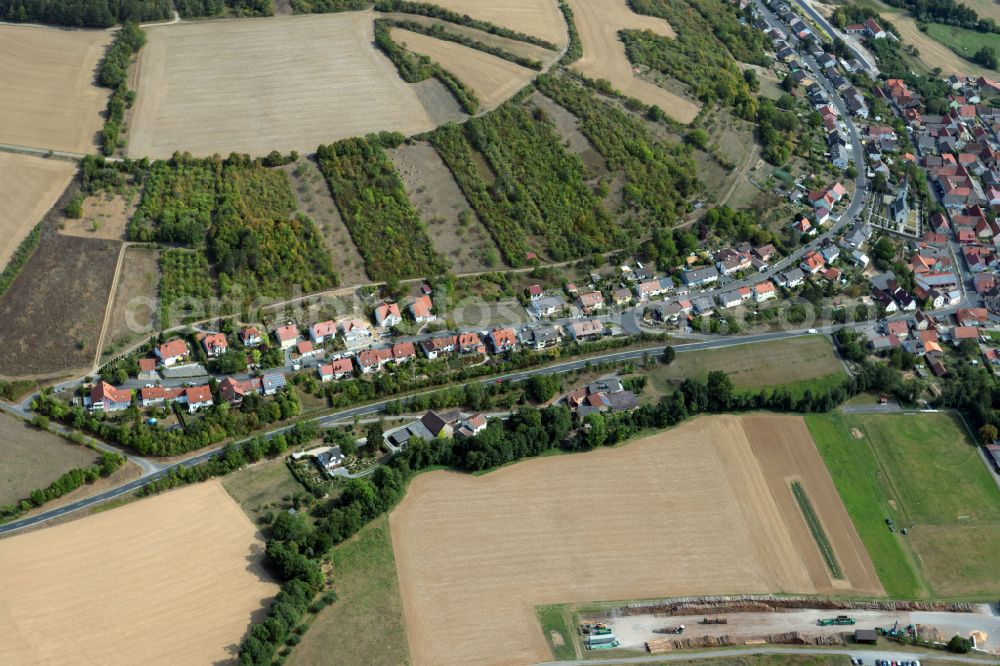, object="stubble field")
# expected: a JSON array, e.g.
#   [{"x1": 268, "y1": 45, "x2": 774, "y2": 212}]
[
  {"x1": 0, "y1": 481, "x2": 278, "y2": 665},
  {"x1": 424, "y1": 0, "x2": 568, "y2": 45},
  {"x1": 390, "y1": 414, "x2": 880, "y2": 666},
  {"x1": 390, "y1": 27, "x2": 539, "y2": 110},
  {"x1": 568, "y1": 0, "x2": 700, "y2": 122},
  {"x1": 0, "y1": 153, "x2": 76, "y2": 271},
  {"x1": 103, "y1": 246, "x2": 160, "y2": 354},
  {"x1": 0, "y1": 413, "x2": 97, "y2": 506},
  {"x1": 0, "y1": 24, "x2": 111, "y2": 153},
  {"x1": 128, "y1": 12, "x2": 436, "y2": 158}
]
